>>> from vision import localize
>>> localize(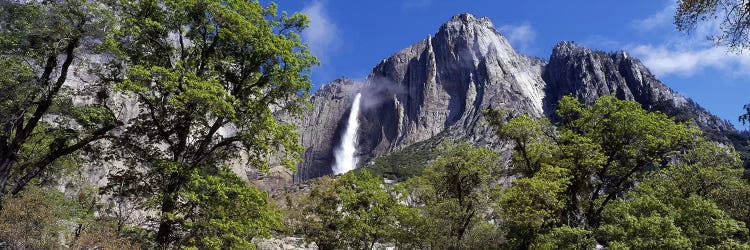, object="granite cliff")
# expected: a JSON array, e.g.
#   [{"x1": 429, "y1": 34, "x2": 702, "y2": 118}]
[{"x1": 286, "y1": 13, "x2": 735, "y2": 181}]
